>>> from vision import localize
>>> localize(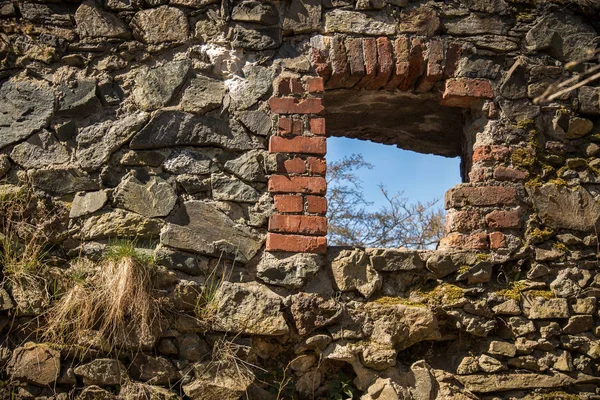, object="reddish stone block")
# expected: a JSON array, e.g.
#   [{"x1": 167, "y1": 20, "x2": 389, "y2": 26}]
[
  {"x1": 444, "y1": 42, "x2": 462, "y2": 79},
  {"x1": 485, "y1": 209, "x2": 520, "y2": 229},
  {"x1": 385, "y1": 36, "x2": 410, "y2": 90},
  {"x1": 278, "y1": 117, "x2": 302, "y2": 136},
  {"x1": 493, "y1": 166, "x2": 529, "y2": 182},
  {"x1": 266, "y1": 232, "x2": 327, "y2": 254},
  {"x1": 440, "y1": 232, "x2": 489, "y2": 250},
  {"x1": 306, "y1": 195, "x2": 327, "y2": 215},
  {"x1": 269, "y1": 97, "x2": 324, "y2": 115},
  {"x1": 416, "y1": 40, "x2": 444, "y2": 93},
  {"x1": 309, "y1": 118, "x2": 326, "y2": 136},
  {"x1": 269, "y1": 136, "x2": 326, "y2": 155},
  {"x1": 328, "y1": 35, "x2": 349, "y2": 89},
  {"x1": 268, "y1": 175, "x2": 327, "y2": 195},
  {"x1": 404, "y1": 37, "x2": 426, "y2": 90},
  {"x1": 489, "y1": 231, "x2": 507, "y2": 249},
  {"x1": 445, "y1": 186, "x2": 518, "y2": 208},
  {"x1": 441, "y1": 78, "x2": 494, "y2": 108},
  {"x1": 345, "y1": 38, "x2": 365, "y2": 87},
  {"x1": 311, "y1": 47, "x2": 331, "y2": 78},
  {"x1": 274, "y1": 195, "x2": 304, "y2": 213},
  {"x1": 269, "y1": 214, "x2": 327, "y2": 235},
  {"x1": 307, "y1": 157, "x2": 326, "y2": 175},
  {"x1": 468, "y1": 167, "x2": 489, "y2": 183},
  {"x1": 366, "y1": 37, "x2": 393, "y2": 90},
  {"x1": 472, "y1": 145, "x2": 511, "y2": 163},
  {"x1": 357, "y1": 38, "x2": 377, "y2": 88},
  {"x1": 306, "y1": 77, "x2": 324, "y2": 93},
  {"x1": 278, "y1": 78, "x2": 292, "y2": 95},
  {"x1": 445, "y1": 210, "x2": 483, "y2": 232},
  {"x1": 280, "y1": 157, "x2": 306, "y2": 174}
]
